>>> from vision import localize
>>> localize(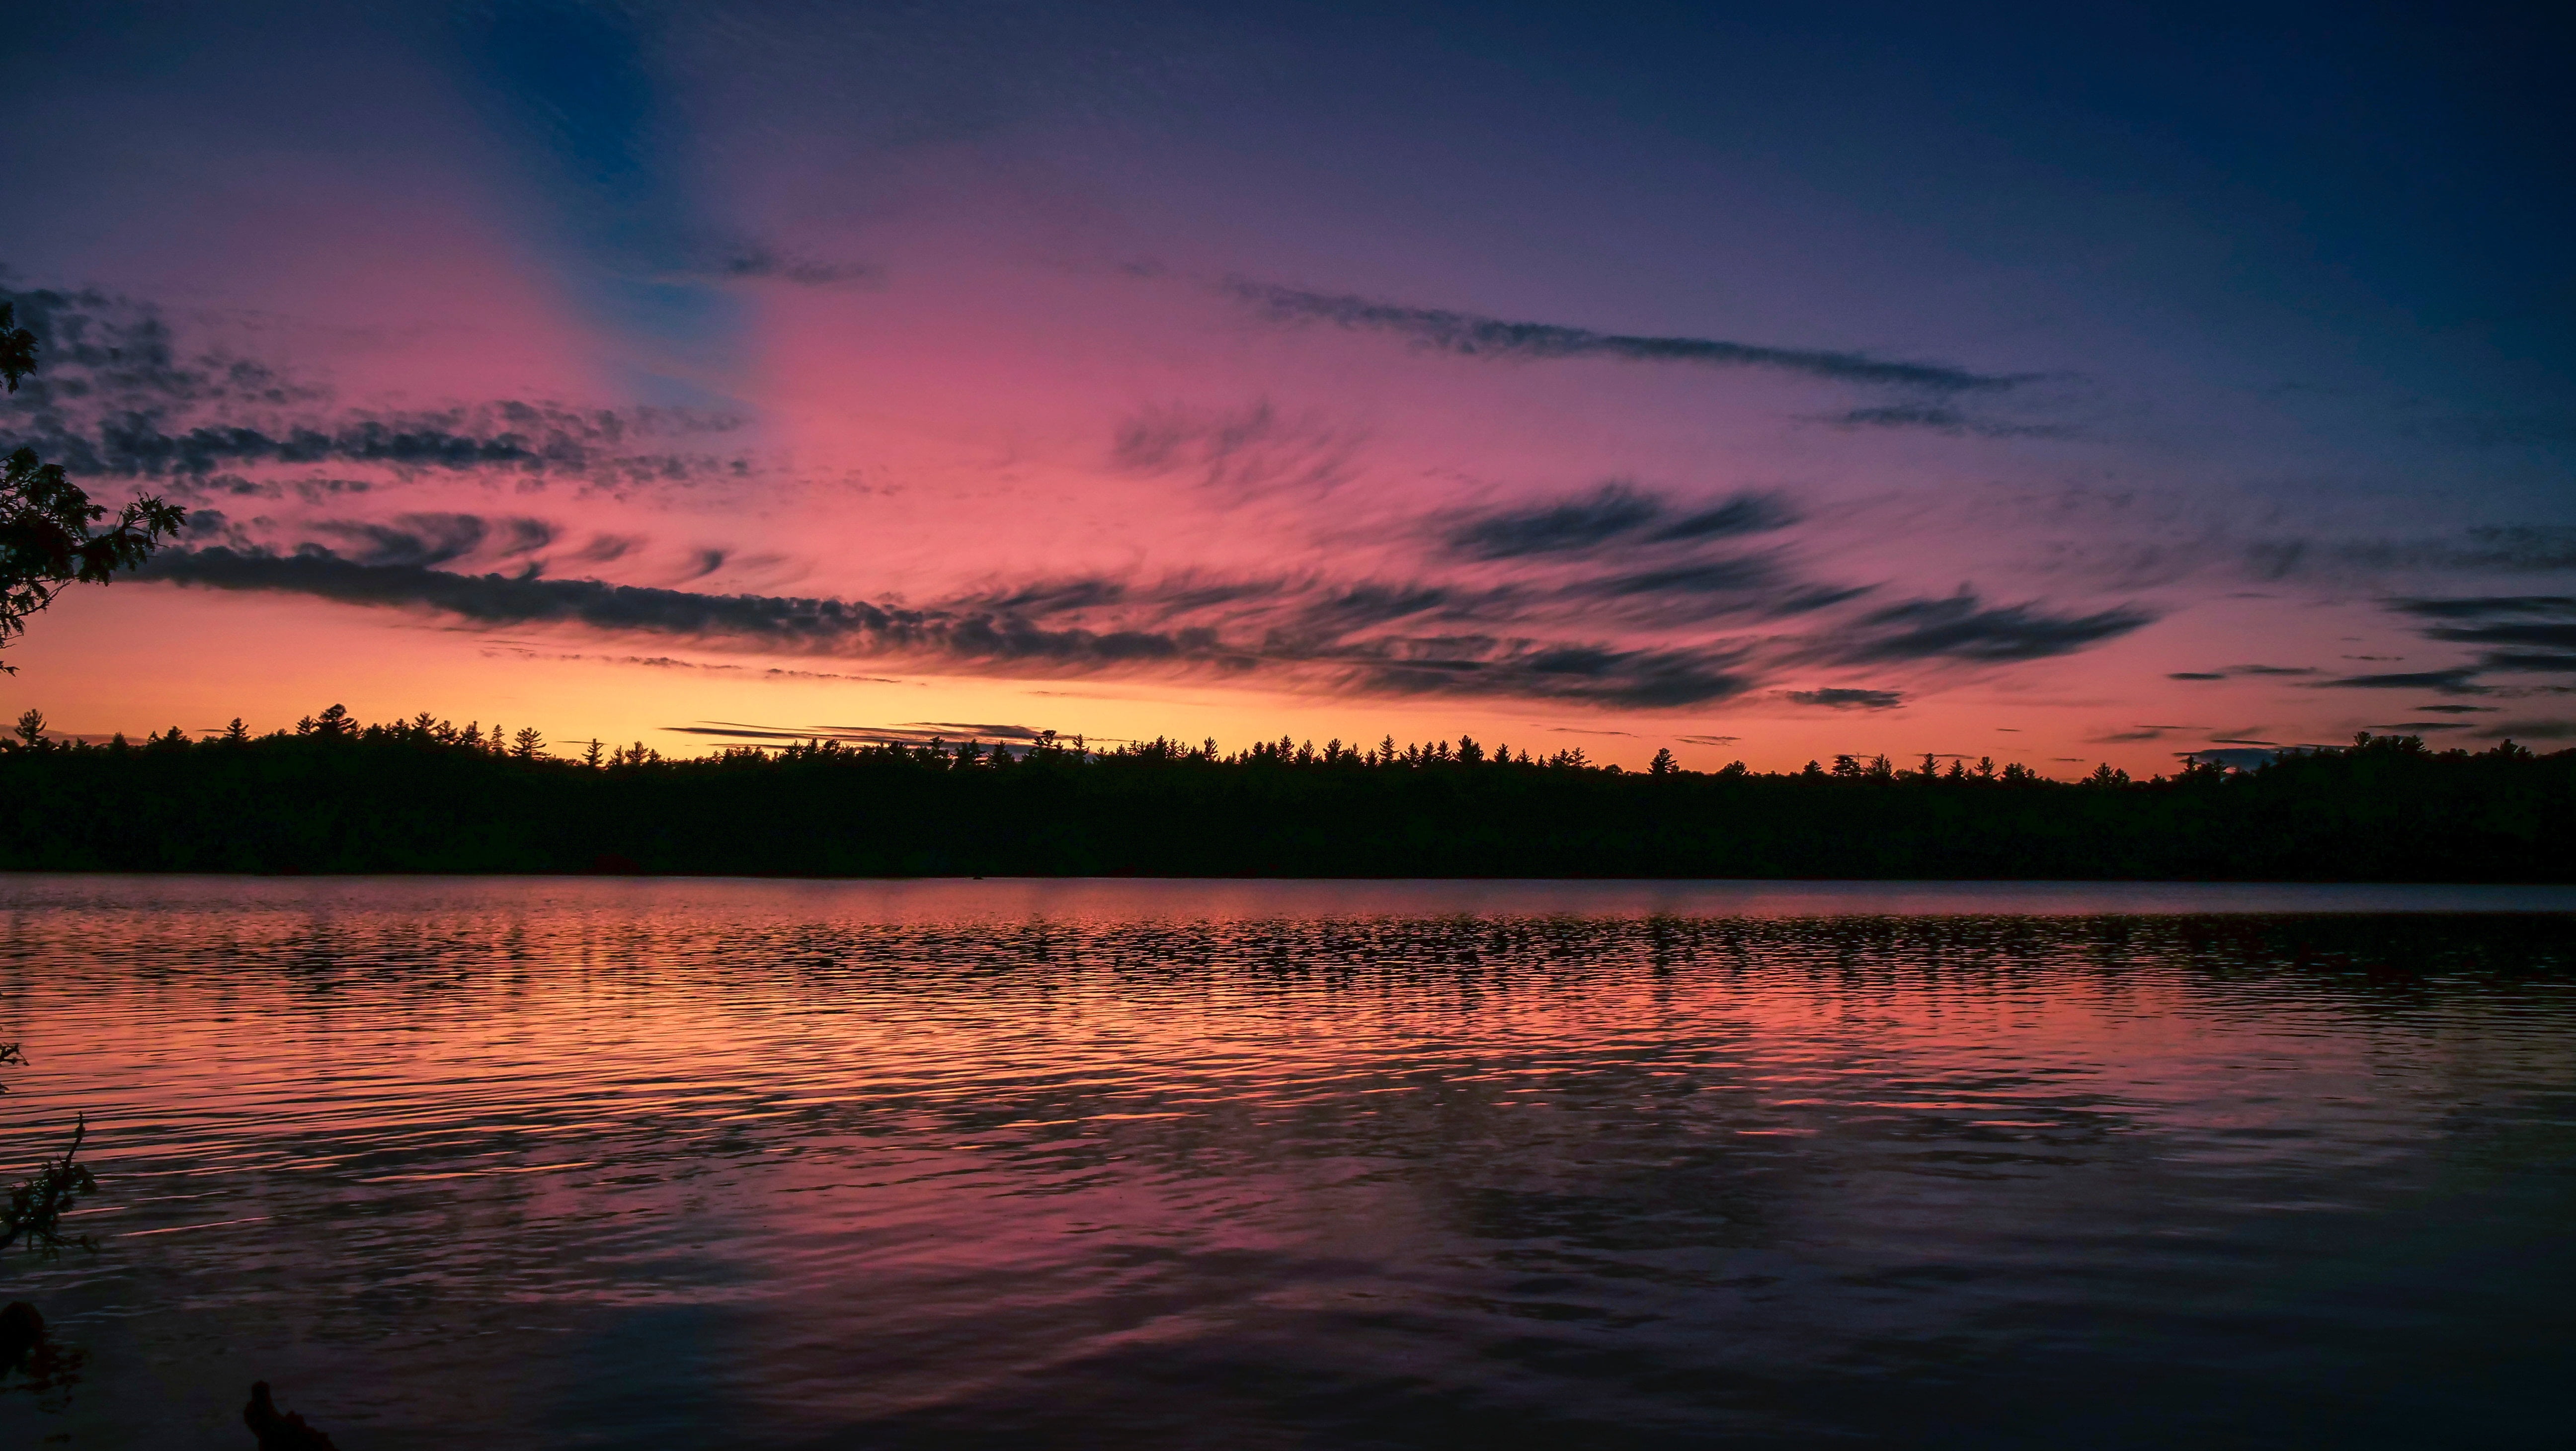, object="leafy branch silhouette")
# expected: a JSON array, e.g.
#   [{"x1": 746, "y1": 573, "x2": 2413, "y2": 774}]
[{"x1": 0, "y1": 300, "x2": 186, "y2": 672}]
